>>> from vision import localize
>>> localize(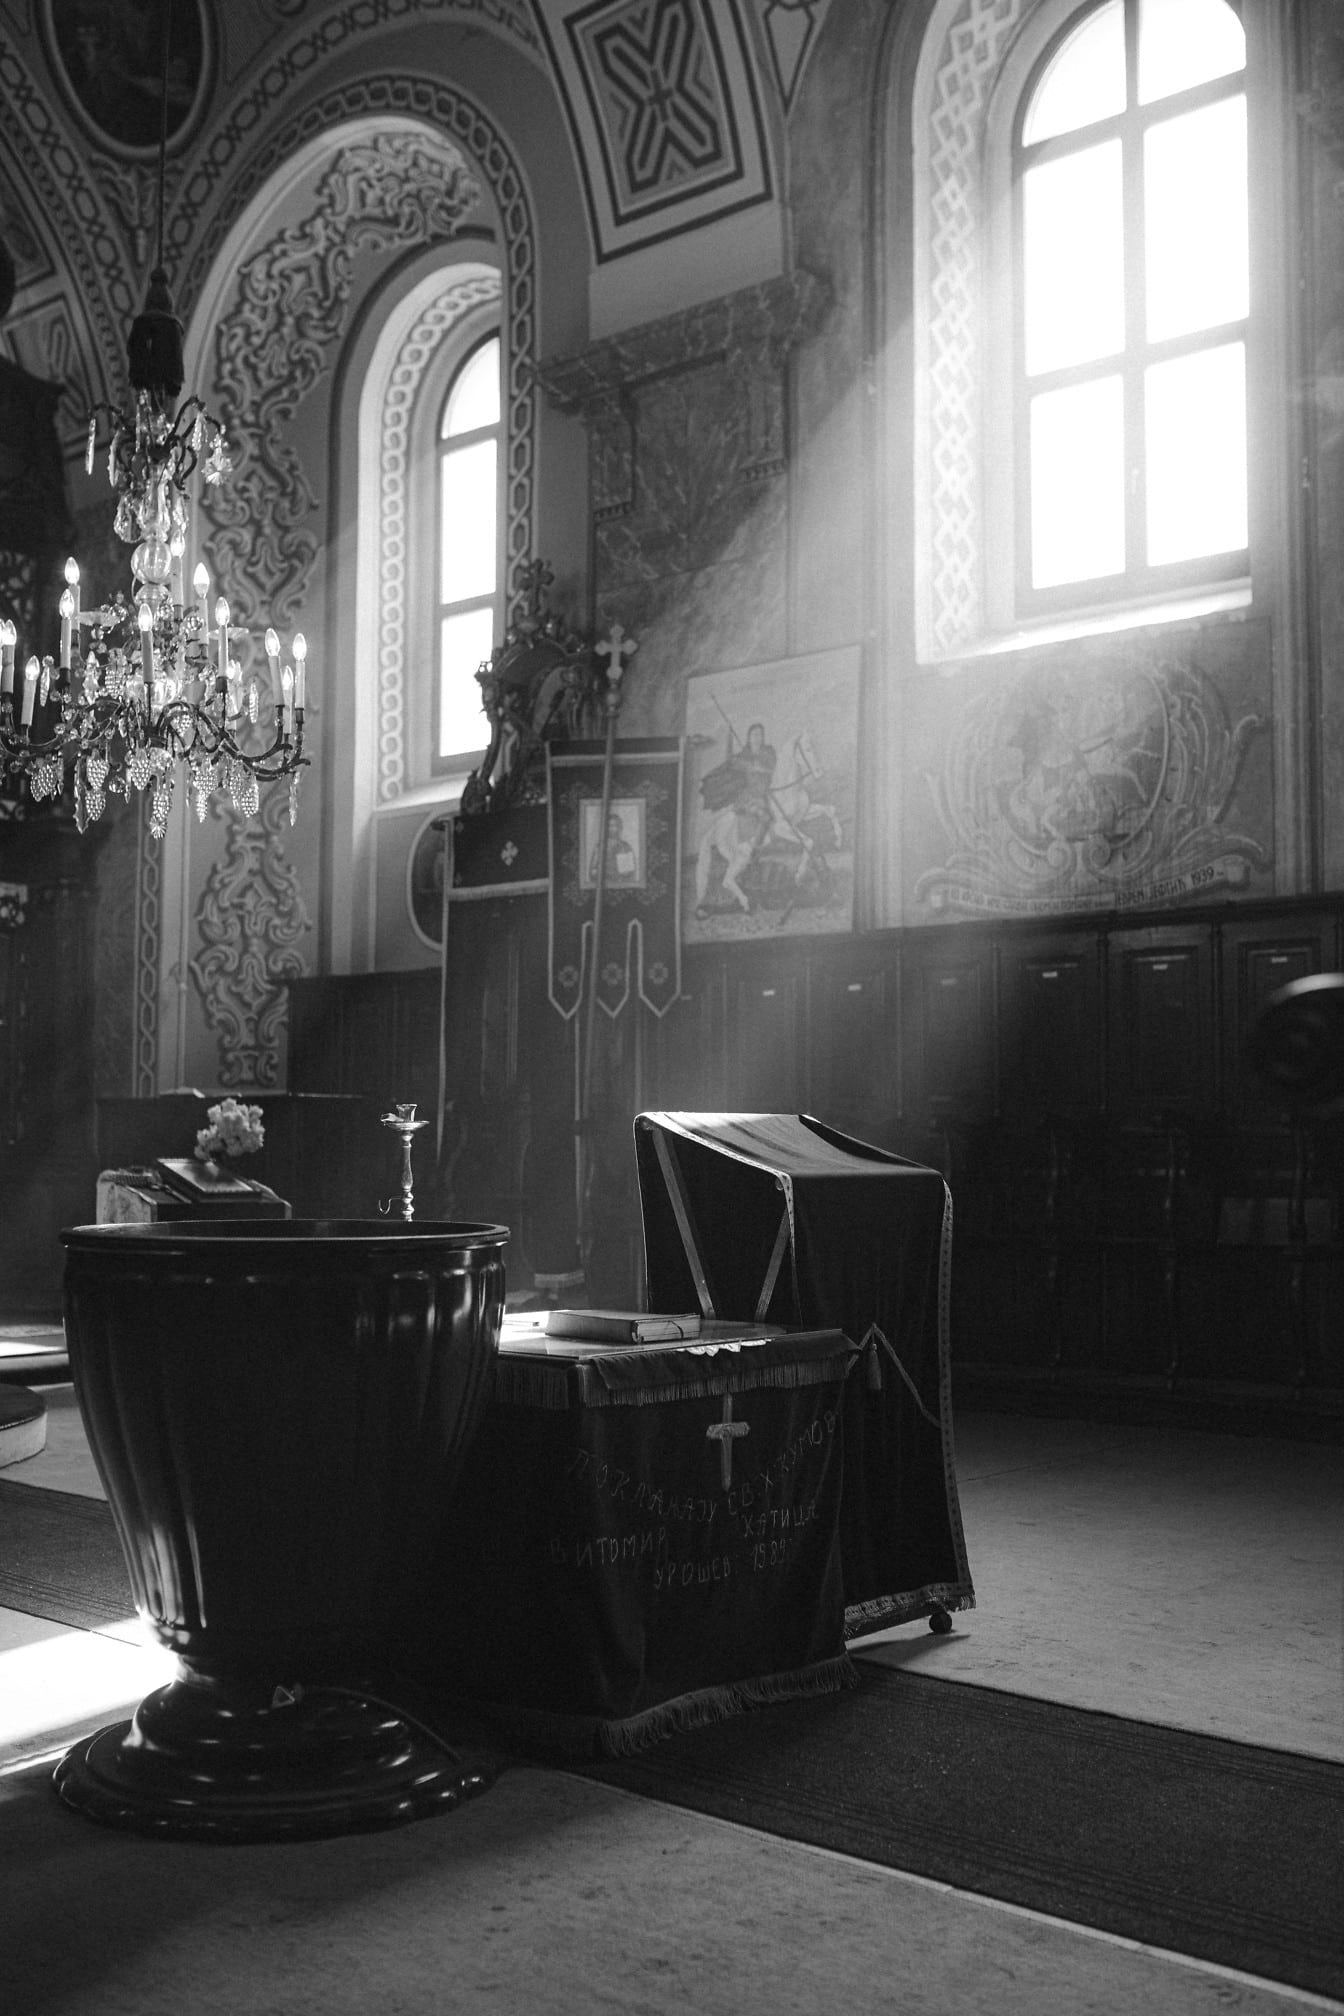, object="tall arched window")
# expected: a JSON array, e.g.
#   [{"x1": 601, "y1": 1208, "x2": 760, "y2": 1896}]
[
  {"x1": 1013, "y1": 0, "x2": 1248, "y2": 610},
  {"x1": 435, "y1": 332, "x2": 501, "y2": 770}
]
